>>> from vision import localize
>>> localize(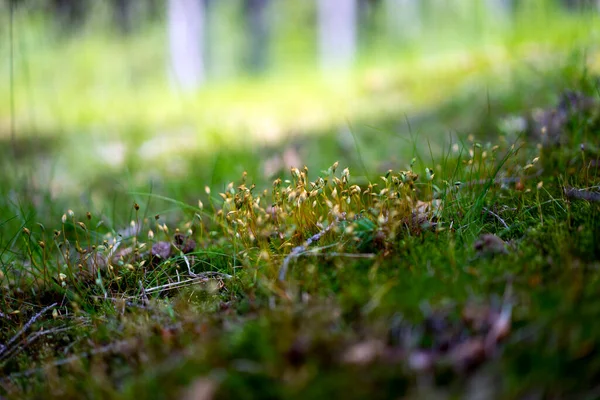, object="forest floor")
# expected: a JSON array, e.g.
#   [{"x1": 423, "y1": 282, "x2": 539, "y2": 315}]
[
  {"x1": 1, "y1": 65, "x2": 600, "y2": 399},
  {"x1": 1, "y1": 9, "x2": 600, "y2": 397}
]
